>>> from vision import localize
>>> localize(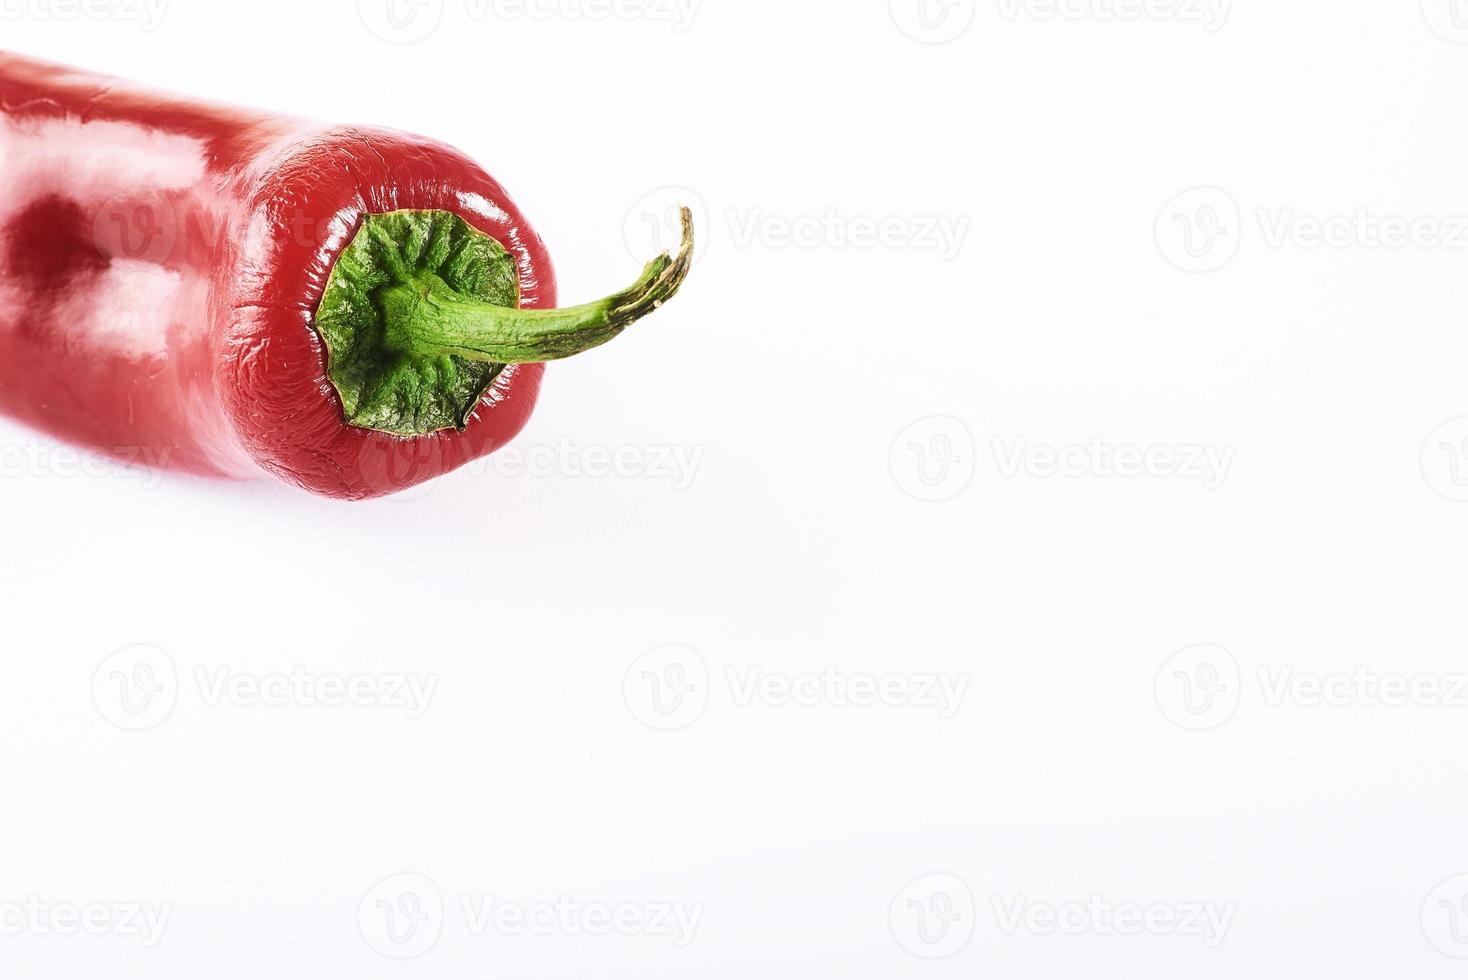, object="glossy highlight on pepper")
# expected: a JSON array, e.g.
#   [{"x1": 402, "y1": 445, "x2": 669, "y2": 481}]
[{"x1": 0, "y1": 51, "x2": 691, "y2": 499}]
